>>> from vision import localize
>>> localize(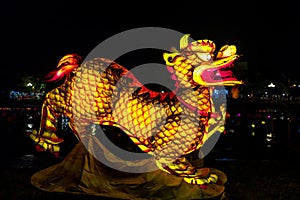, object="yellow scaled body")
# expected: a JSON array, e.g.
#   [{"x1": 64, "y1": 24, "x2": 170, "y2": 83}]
[{"x1": 29, "y1": 34, "x2": 242, "y2": 186}]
